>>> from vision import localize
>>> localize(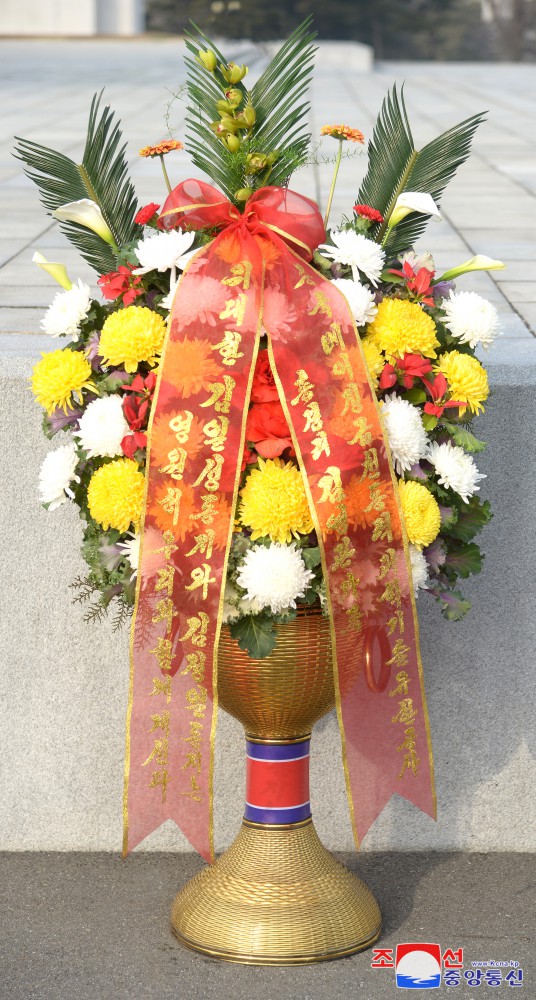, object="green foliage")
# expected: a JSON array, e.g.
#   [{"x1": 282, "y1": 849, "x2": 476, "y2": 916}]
[
  {"x1": 182, "y1": 18, "x2": 316, "y2": 200},
  {"x1": 441, "y1": 420, "x2": 488, "y2": 453},
  {"x1": 356, "y1": 85, "x2": 486, "y2": 256},
  {"x1": 229, "y1": 612, "x2": 277, "y2": 659},
  {"x1": 444, "y1": 542, "x2": 484, "y2": 580},
  {"x1": 446, "y1": 497, "x2": 492, "y2": 544},
  {"x1": 429, "y1": 587, "x2": 472, "y2": 621},
  {"x1": 302, "y1": 546, "x2": 321, "y2": 569},
  {"x1": 14, "y1": 92, "x2": 138, "y2": 274}
]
